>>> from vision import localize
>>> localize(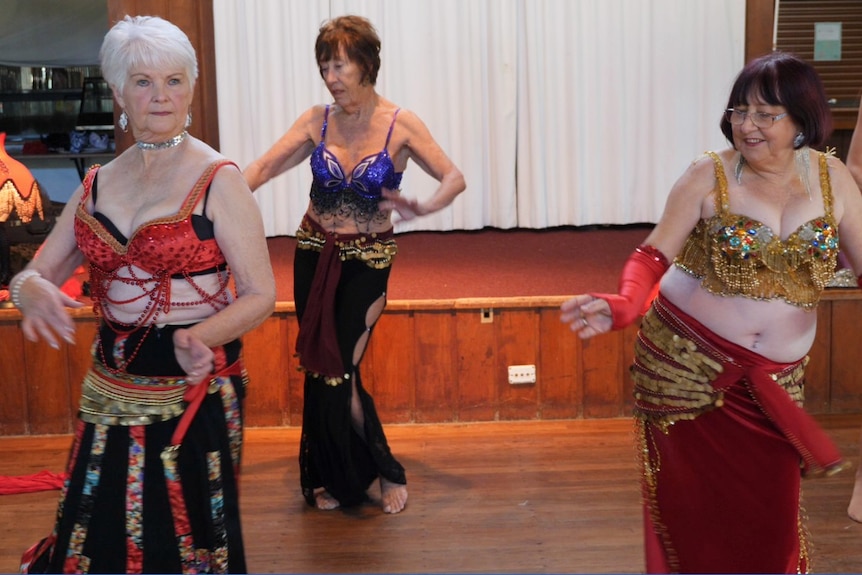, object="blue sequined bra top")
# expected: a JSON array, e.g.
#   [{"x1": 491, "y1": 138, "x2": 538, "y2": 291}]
[
  {"x1": 674, "y1": 150, "x2": 839, "y2": 309},
  {"x1": 309, "y1": 105, "x2": 403, "y2": 223}
]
